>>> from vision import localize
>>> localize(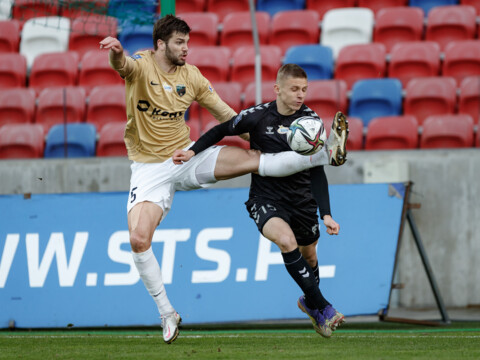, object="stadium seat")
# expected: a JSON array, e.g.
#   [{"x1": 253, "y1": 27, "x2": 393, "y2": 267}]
[
  {"x1": 0, "y1": 53, "x2": 27, "y2": 88},
  {"x1": 220, "y1": 11, "x2": 270, "y2": 52},
  {"x1": 187, "y1": 46, "x2": 231, "y2": 83},
  {"x1": 0, "y1": 0, "x2": 13, "y2": 20},
  {"x1": 175, "y1": 0, "x2": 206, "y2": 13},
  {"x1": 86, "y1": 85, "x2": 126, "y2": 131},
  {"x1": 388, "y1": 41, "x2": 441, "y2": 87},
  {"x1": 409, "y1": 0, "x2": 460, "y2": 15},
  {"x1": 69, "y1": 15, "x2": 118, "y2": 58},
  {"x1": 0, "y1": 88, "x2": 36, "y2": 125},
  {"x1": 12, "y1": 0, "x2": 59, "y2": 23},
  {"x1": 19, "y1": 16, "x2": 70, "y2": 69},
  {"x1": 304, "y1": 80, "x2": 348, "y2": 121},
  {"x1": 0, "y1": 20, "x2": 20, "y2": 53},
  {"x1": 118, "y1": 24, "x2": 154, "y2": 55},
  {"x1": 243, "y1": 81, "x2": 277, "y2": 109},
  {"x1": 200, "y1": 82, "x2": 242, "y2": 125},
  {"x1": 59, "y1": 0, "x2": 109, "y2": 18},
  {"x1": 348, "y1": 78, "x2": 403, "y2": 126},
  {"x1": 0, "y1": 123, "x2": 44, "y2": 159},
  {"x1": 186, "y1": 117, "x2": 202, "y2": 141},
  {"x1": 420, "y1": 114, "x2": 474, "y2": 148},
  {"x1": 107, "y1": 0, "x2": 157, "y2": 27},
  {"x1": 460, "y1": 0, "x2": 480, "y2": 13},
  {"x1": 323, "y1": 115, "x2": 364, "y2": 150},
  {"x1": 458, "y1": 76, "x2": 480, "y2": 125},
  {"x1": 44, "y1": 123, "x2": 97, "y2": 158},
  {"x1": 96, "y1": 122, "x2": 127, "y2": 157},
  {"x1": 334, "y1": 43, "x2": 387, "y2": 90},
  {"x1": 442, "y1": 40, "x2": 480, "y2": 83},
  {"x1": 78, "y1": 50, "x2": 124, "y2": 94},
  {"x1": 373, "y1": 7, "x2": 425, "y2": 53},
  {"x1": 256, "y1": 0, "x2": 305, "y2": 17},
  {"x1": 365, "y1": 115, "x2": 419, "y2": 150},
  {"x1": 404, "y1": 77, "x2": 457, "y2": 125},
  {"x1": 321, "y1": 7, "x2": 374, "y2": 59},
  {"x1": 178, "y1": 12, "x2": 218, "y2": 47},
  {"x1": 206, "y1": 0, "x2": 250, "y2": 22},
  {"x1": 306, "y1": 0, "x2": 355, "y2": 19},
  {"x1": 425, "y1": 5, "x2": 476, "y2": 51},
  {"x1": 357, "y1": 0, "x2": 408, "y2": 13},
  {"x1": 270, "y1": 10, "x2": 320, "y2": 55},
  {"x1": 283, "y1": 45, "x2": 333, "y2": 80},
  {"x1": 202, "y1": 119, "x2": 250, "y2": 149},
  {"x1": 29, "y1": 51, "x2": 80, "y2": 94},
  {"x1": 231, "y1": 45, "x2": 282, "y2": 90},
  {"x1": 36, "y1": 86, "x2": 86, "y2": 133}
]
